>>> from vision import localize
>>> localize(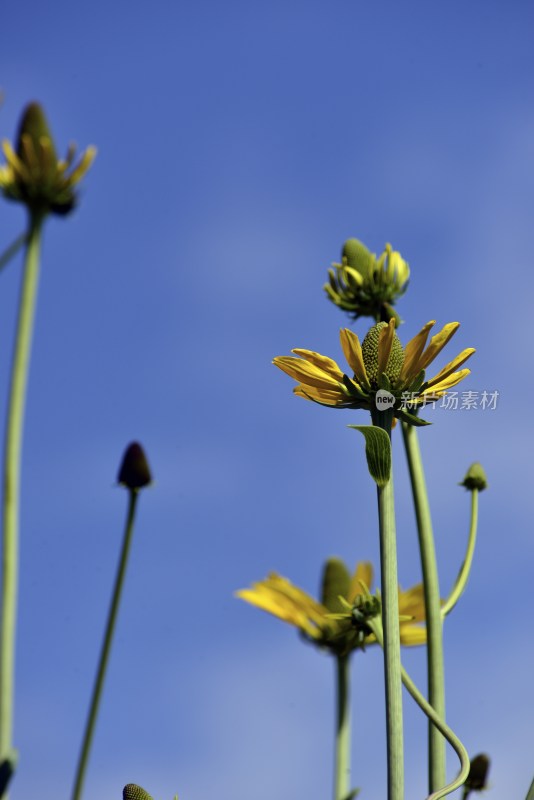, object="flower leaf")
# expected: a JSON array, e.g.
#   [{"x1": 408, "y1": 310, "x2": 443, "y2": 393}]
[{"x1": 349, "y1": 424, "x2": 391, "y2": 487}]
